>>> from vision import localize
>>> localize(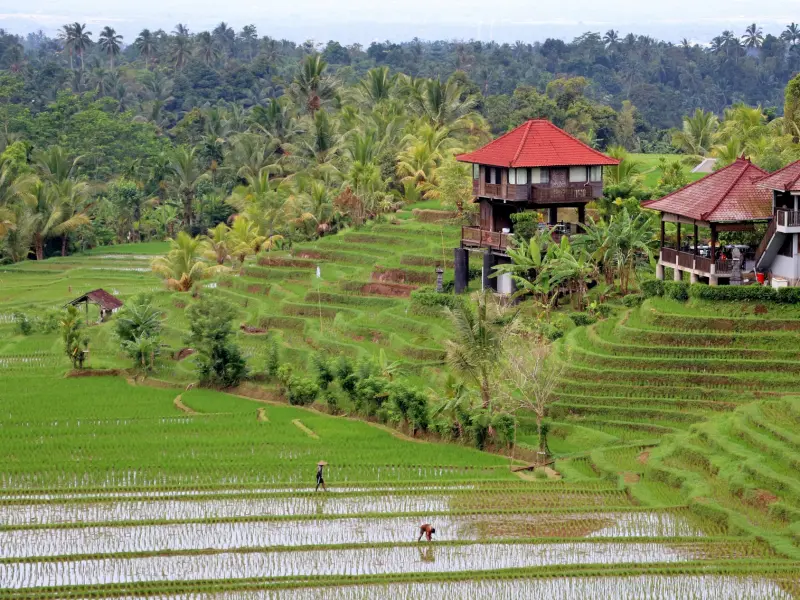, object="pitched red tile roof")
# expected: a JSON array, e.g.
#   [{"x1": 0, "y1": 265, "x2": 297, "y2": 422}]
[
  {"x1": 456, "y1": 120, "x2": 619, "y2": 168},
  {"x1": 756, "y1": 159, "x2": 800, "y2": 192},
  {"x1": 69, "y1": 289, "x2": 124, "y2": 311},
  {"x1": 642, "y1": 158, "x2": 772, "y2": 223}
]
